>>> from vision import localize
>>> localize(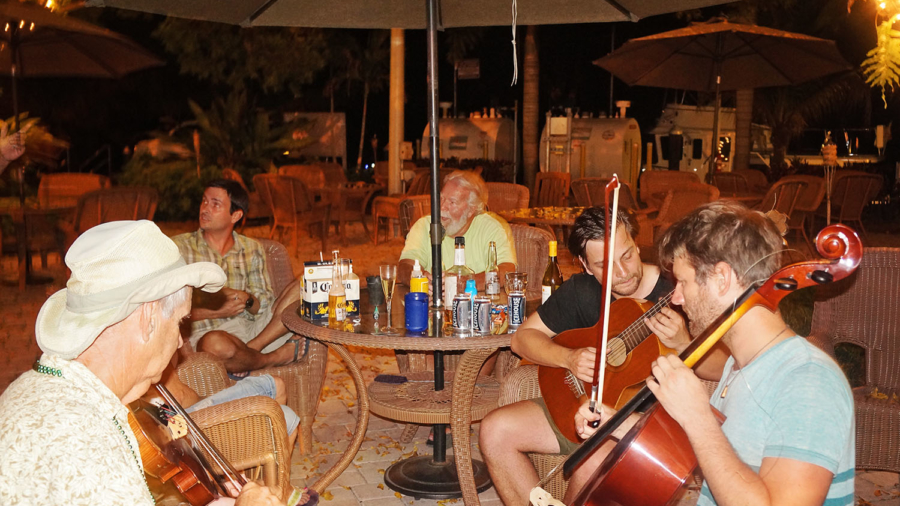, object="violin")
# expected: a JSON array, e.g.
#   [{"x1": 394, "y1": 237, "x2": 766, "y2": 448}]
[
  {"x1": 562, "y1": 223, "x2": 862, "y2": 506},
  {"x1": 128, "y1": 384, "x2": 247, "y2": 506}
]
